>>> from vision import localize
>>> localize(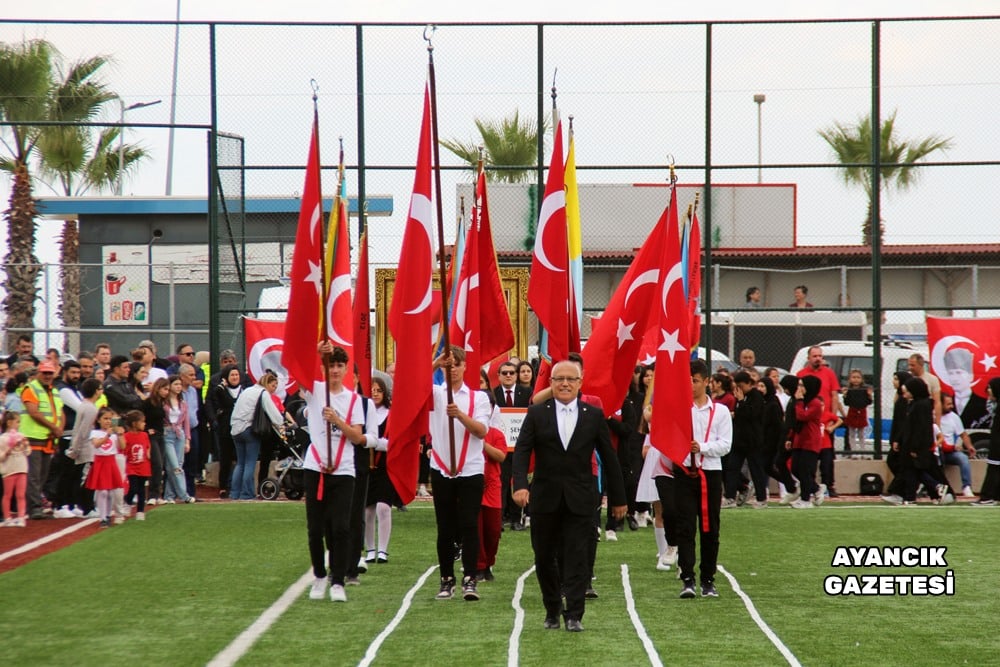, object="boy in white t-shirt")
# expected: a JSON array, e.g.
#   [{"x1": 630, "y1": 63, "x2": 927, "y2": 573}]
[
  {"x1": 303, "y1": 342, "x2": 367, "y2": 602},
  {"x1": 938, "y1": 393, "x2": 976, "y2": 497}
]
